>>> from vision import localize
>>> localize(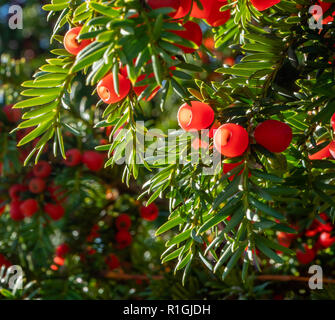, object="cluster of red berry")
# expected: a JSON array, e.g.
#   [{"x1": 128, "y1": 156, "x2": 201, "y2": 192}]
[
  {"x1": 278, "y1": 213, "x2": 335, "y2": 265},
  {"x1": 7, "y1": 161, "x2": 65, "y2": 221},
  {"x1": 178, "y1": 101, "x2": 292, "y2": 165},
  {"x1": 49, "y1": 203, "x2": 160, "y2": 272}
]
